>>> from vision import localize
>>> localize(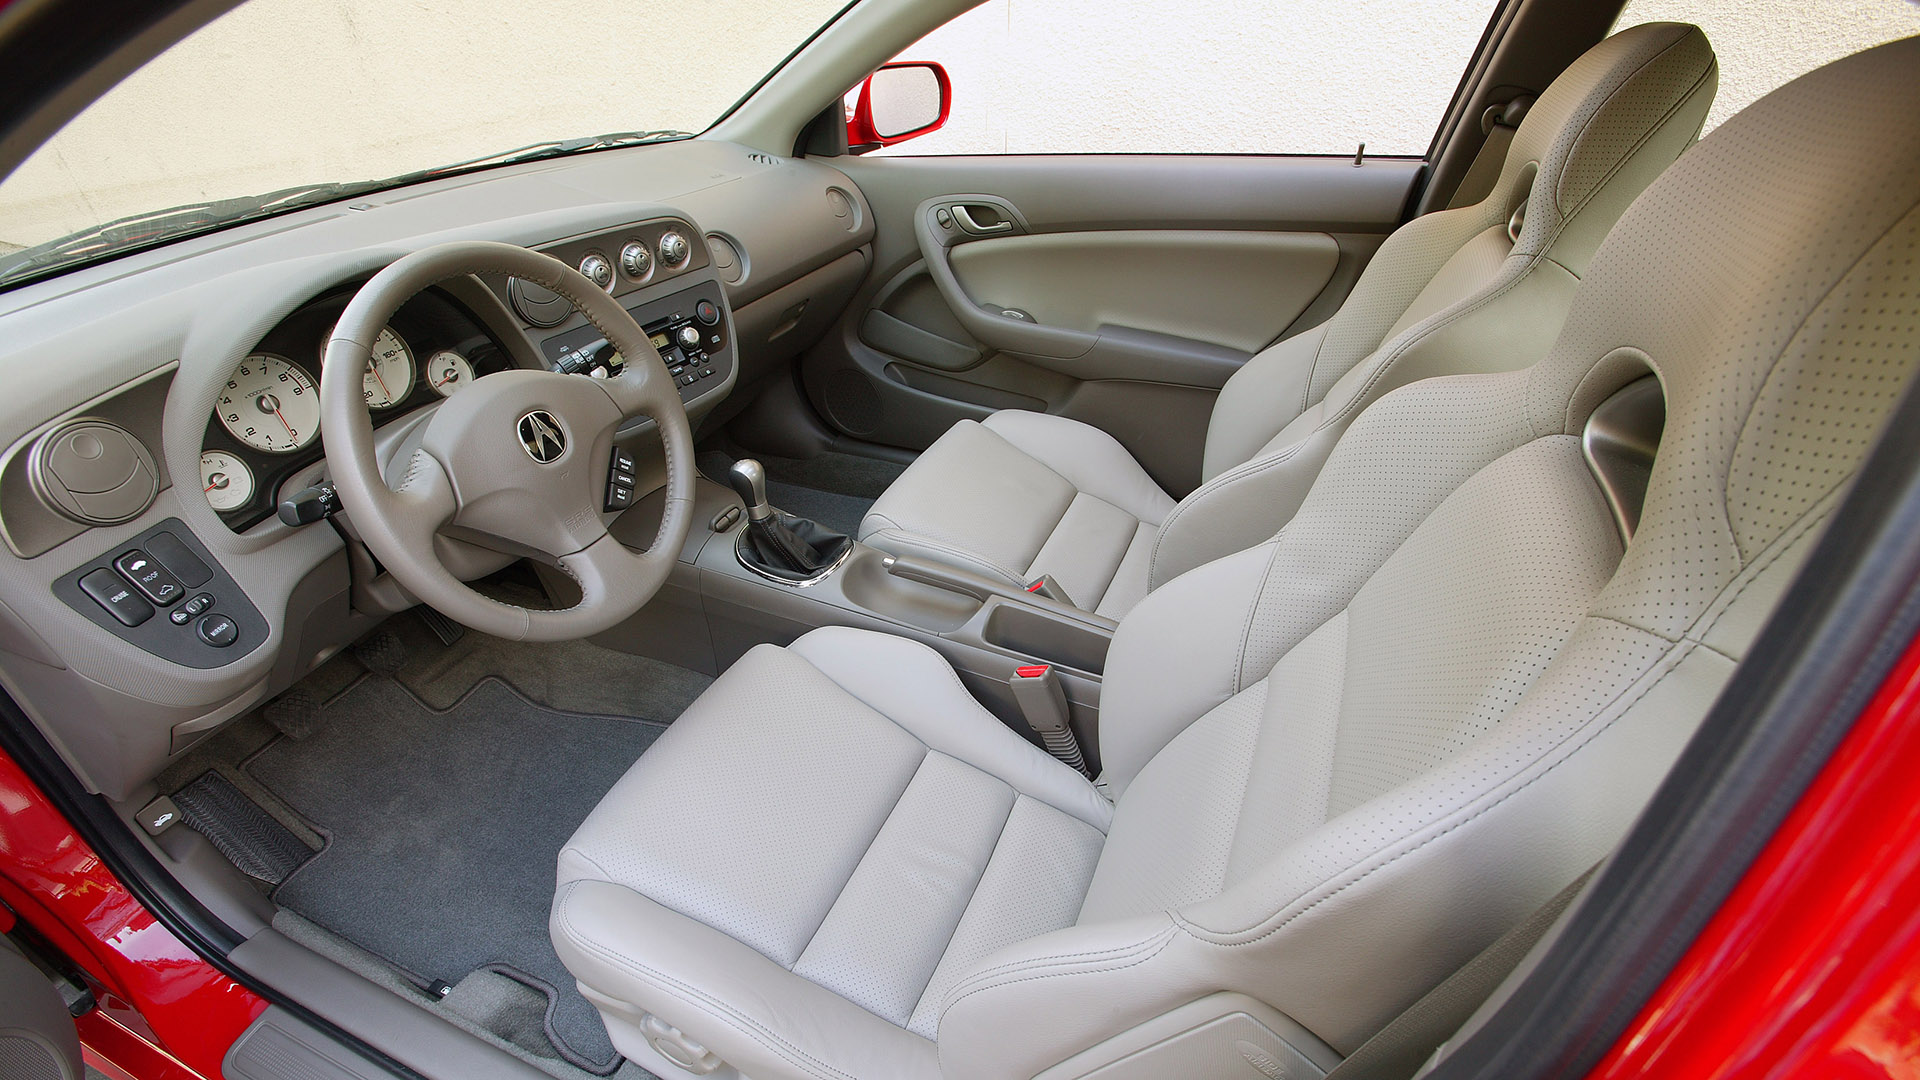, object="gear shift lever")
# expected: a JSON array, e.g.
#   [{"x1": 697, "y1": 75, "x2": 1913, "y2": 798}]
[
  {"x1": 725, "y1": 457, "x2": 852, "y2": 582},
  {"x1": 727, "y1": 458, "x2": 773, "y2": 523}
]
